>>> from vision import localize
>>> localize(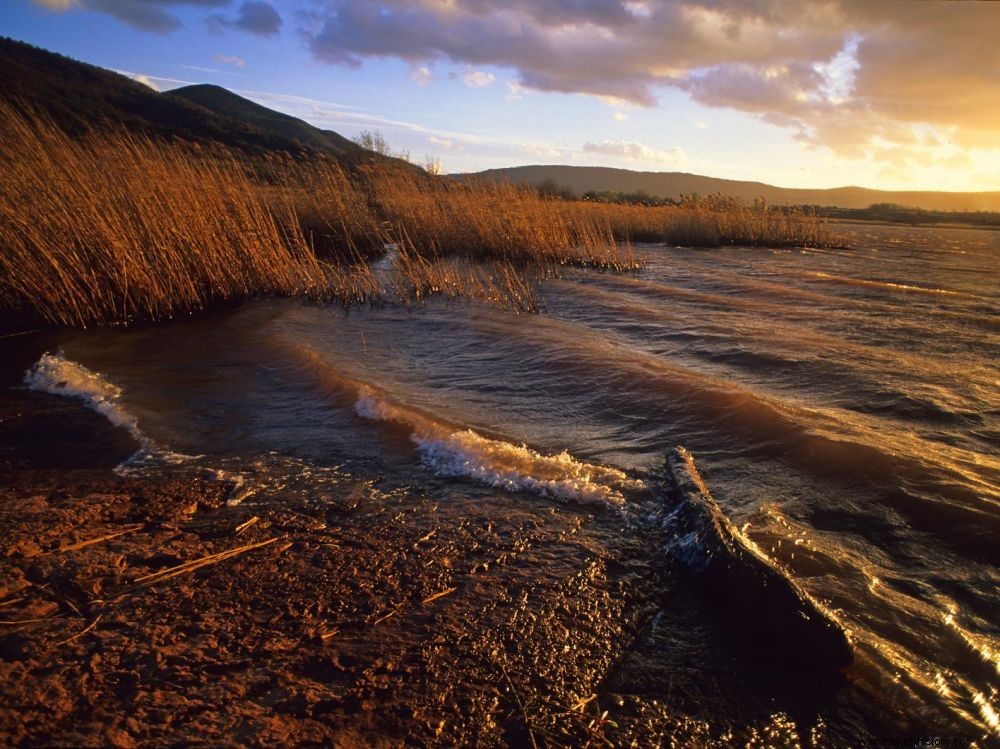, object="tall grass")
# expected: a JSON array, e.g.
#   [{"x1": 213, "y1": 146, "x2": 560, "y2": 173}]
[
  {"x1": 0, "y1": 102, "x2": 385, "y2": 327},
  {"x1": 363, "y1": 166, "x2": 633, "y2": 269},
  {"x1": 0, "y1": 101, "x2": 837, "y2": 329},
  {"x1": 0, "y1": 105, "x2": 560, "y2": 326},
  {"x1": 566, "y1": 195, "x2": 836, "y2": 248}
]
